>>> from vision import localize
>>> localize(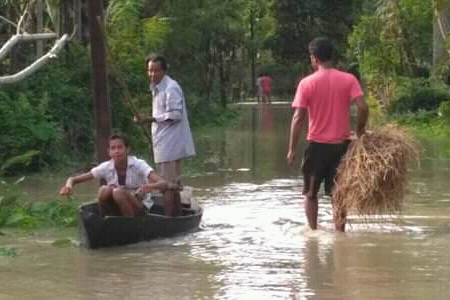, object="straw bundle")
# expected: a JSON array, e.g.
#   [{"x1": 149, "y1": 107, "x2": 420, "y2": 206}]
[{"x1": 332, "y1": 124, "x2": 419, "y2": 222}]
